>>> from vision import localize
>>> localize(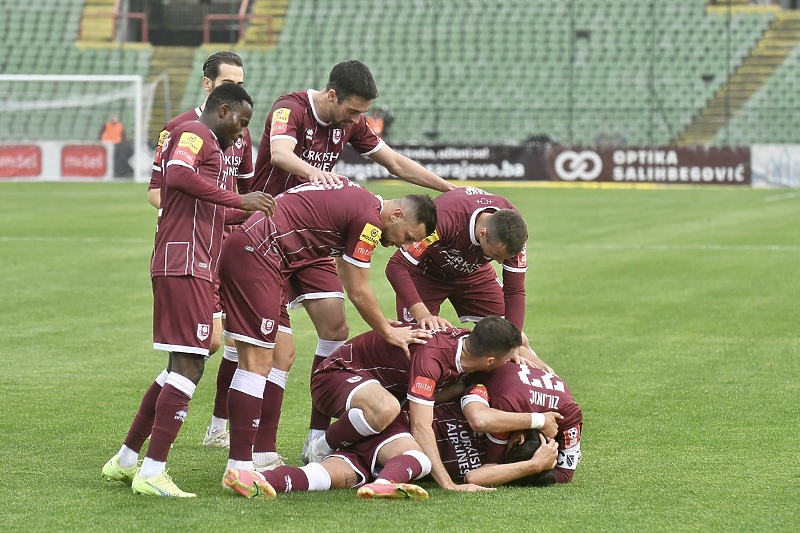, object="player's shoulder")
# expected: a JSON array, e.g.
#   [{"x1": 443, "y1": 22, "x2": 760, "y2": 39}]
[
  {"x1": 271, "y1": 91, "x2": 309, "y2": 112},
  {"x1": 164, "y1": 108, "x2": 201, "y2": 131}
]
